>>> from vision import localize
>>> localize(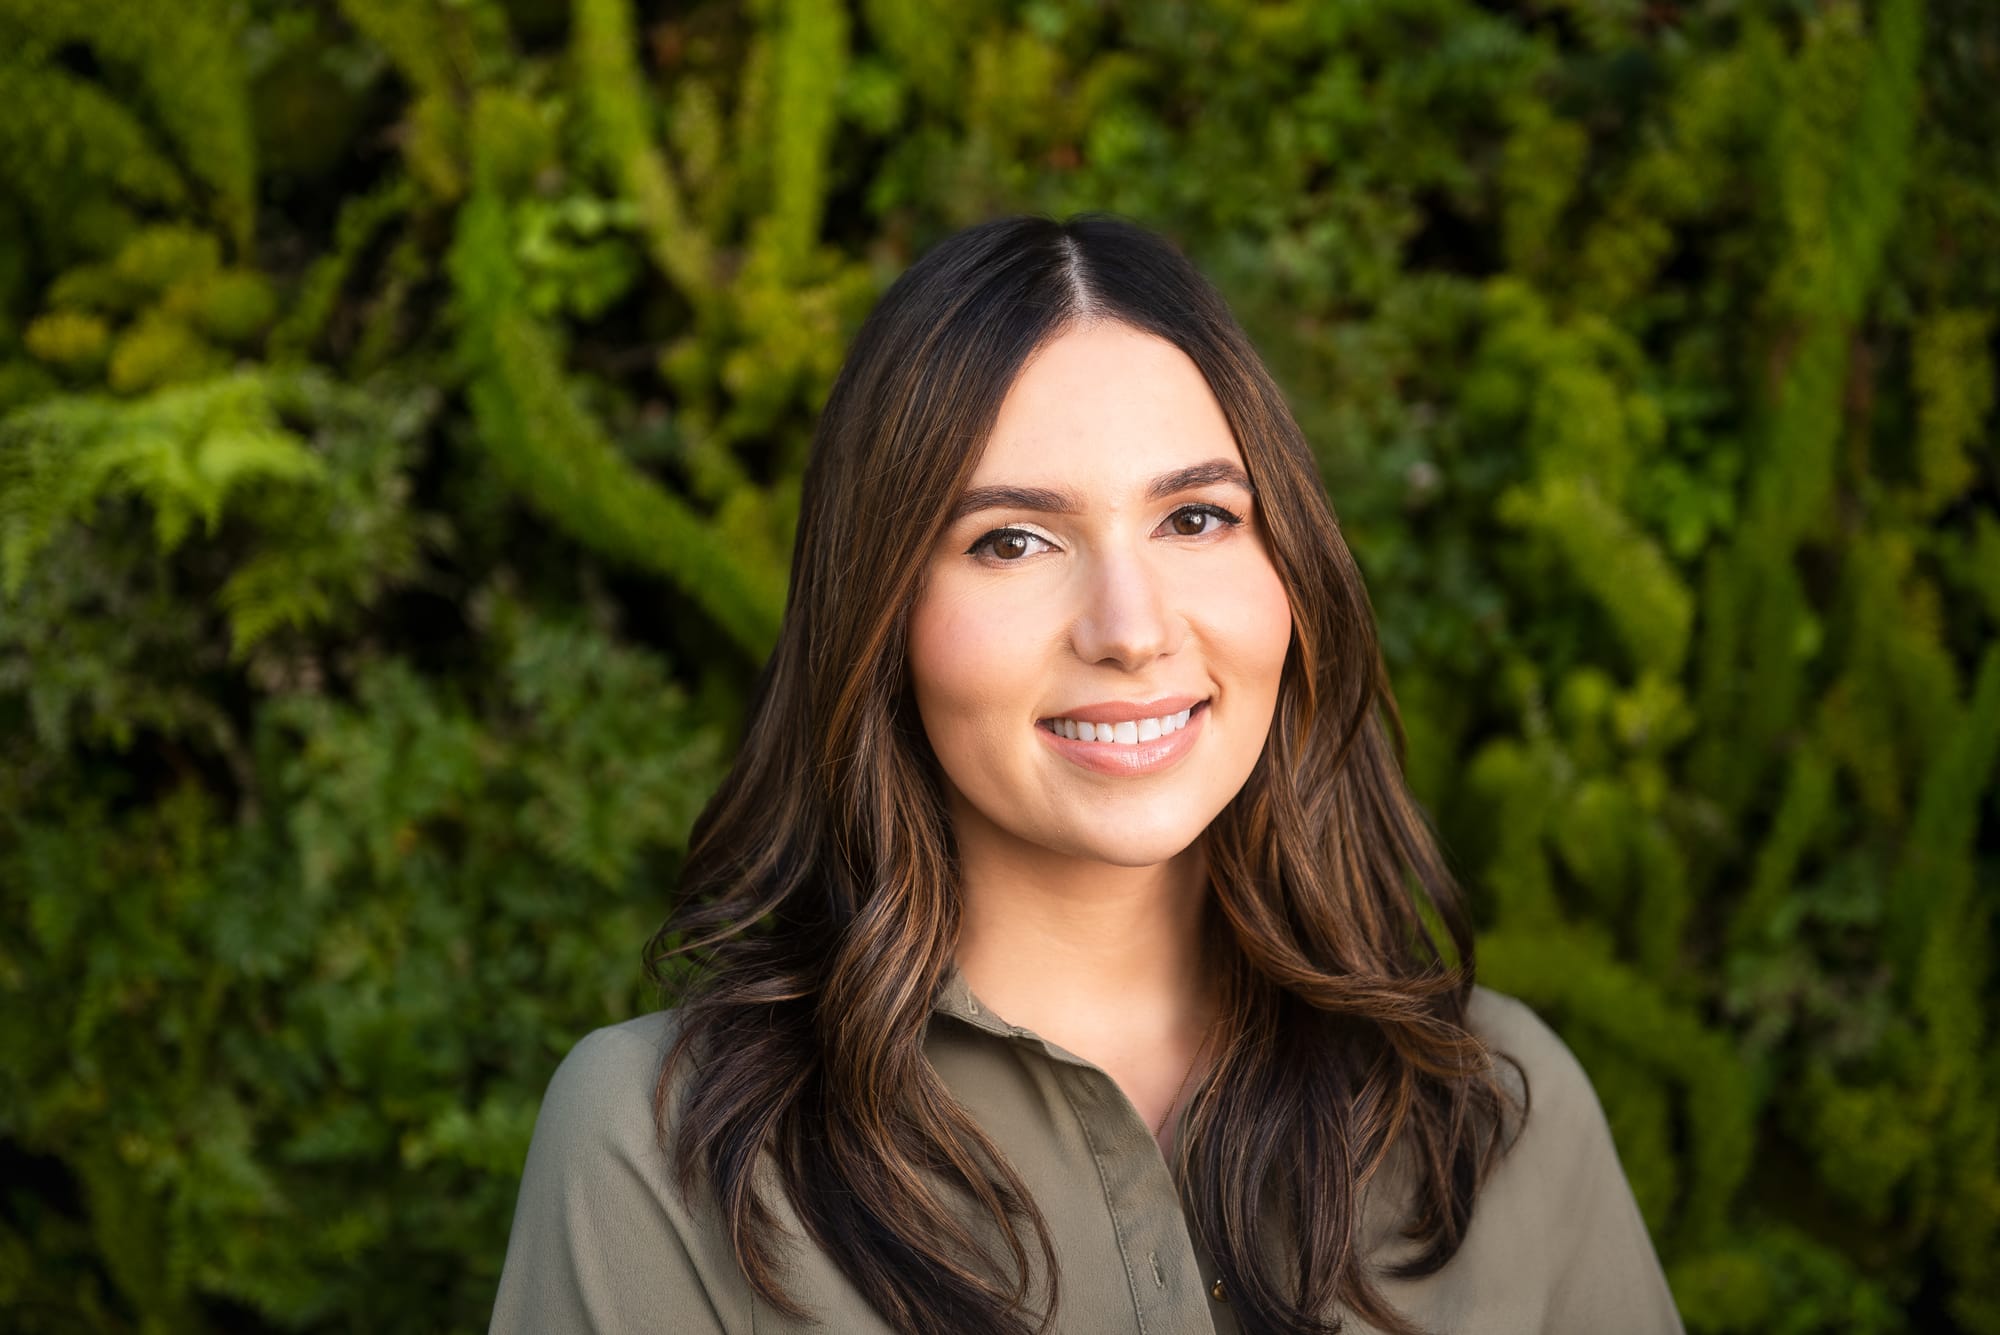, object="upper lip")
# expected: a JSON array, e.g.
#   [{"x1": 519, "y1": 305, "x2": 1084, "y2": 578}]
[{"x1": 1040, "y1": 695, "x2": 1208, "y2": 725}]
